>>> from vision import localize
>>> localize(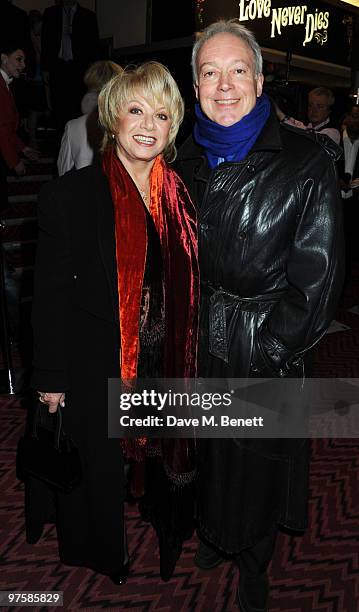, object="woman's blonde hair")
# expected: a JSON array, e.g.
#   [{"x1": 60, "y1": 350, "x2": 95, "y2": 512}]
[
  {"x1": 84, "y1": 60, "x2": 123, "y2": 93},
  {"x1": 98, "y1": 61, "x2": 184, "y2": 162}
]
